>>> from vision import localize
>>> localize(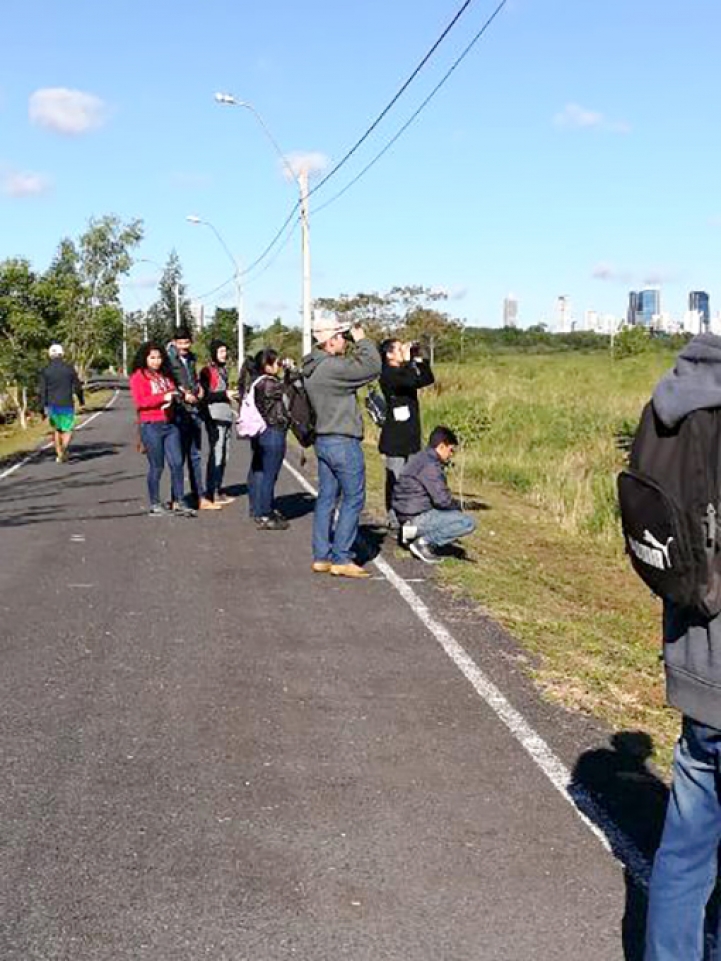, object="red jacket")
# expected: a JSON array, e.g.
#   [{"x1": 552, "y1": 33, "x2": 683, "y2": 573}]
[{"x1": 130, "y1": 369, "x2": 177, "y2": 423}]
